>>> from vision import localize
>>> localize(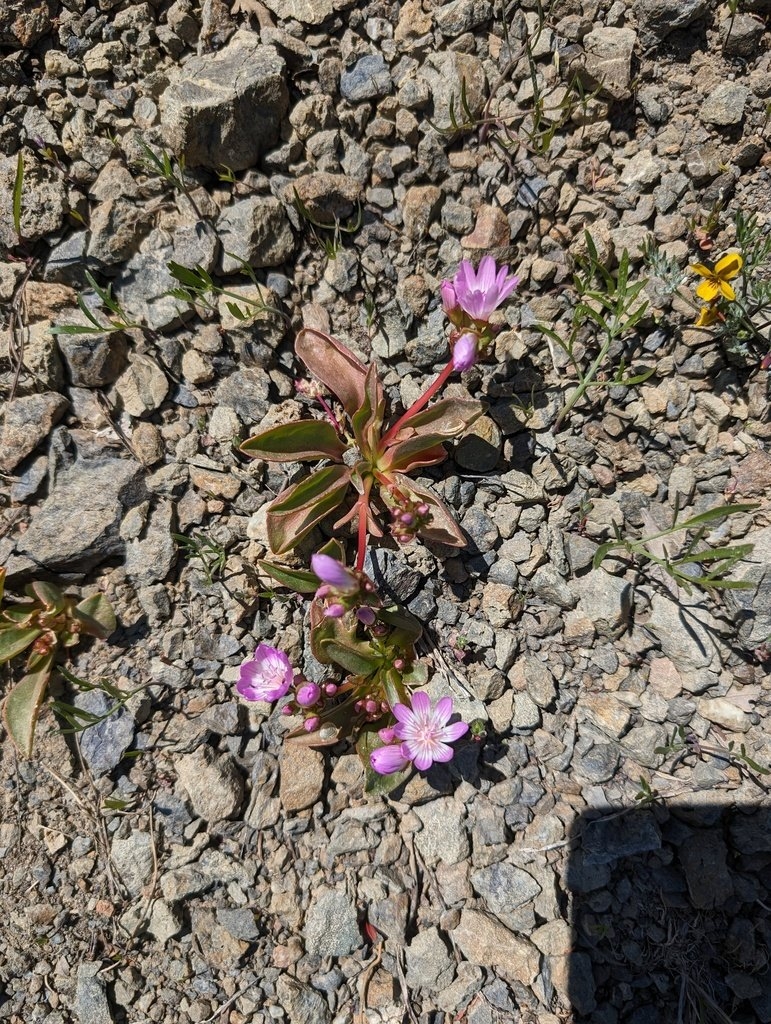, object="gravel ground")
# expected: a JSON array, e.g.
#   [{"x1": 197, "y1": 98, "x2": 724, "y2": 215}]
[{"x1": 1, "y1": 1, "x2": 770, "y2": 1023}]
